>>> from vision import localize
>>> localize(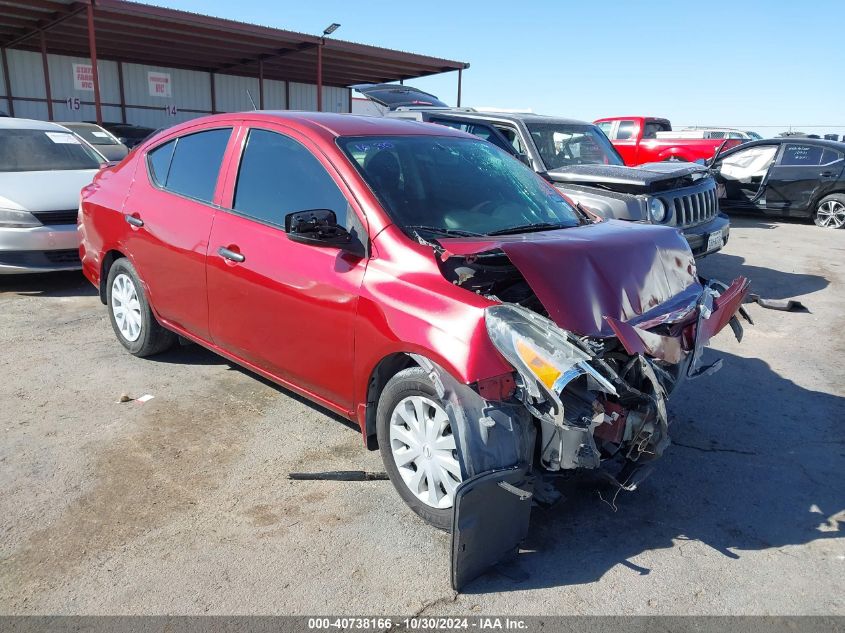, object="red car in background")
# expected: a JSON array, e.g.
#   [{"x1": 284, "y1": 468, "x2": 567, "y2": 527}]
[
  {"x1": 595, "y1": 116, "x2": 742, "y2": 165},
  {"x1": 79, "y1": 112, "x2": 749, "y2": 589}
]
